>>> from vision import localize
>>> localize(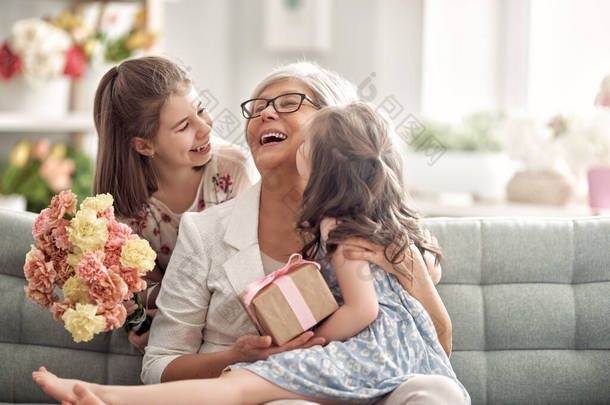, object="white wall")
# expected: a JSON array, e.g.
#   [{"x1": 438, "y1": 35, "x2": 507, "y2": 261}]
[
  {"x1": 527, "y1": 0, "x2": 610, "y2": 116},
  {"x1": 421, "y1": 0, "x2": 501, "y2": 121},
  {"x1": 161, "y1": 0, "x2": 424, "y2": 121}
]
